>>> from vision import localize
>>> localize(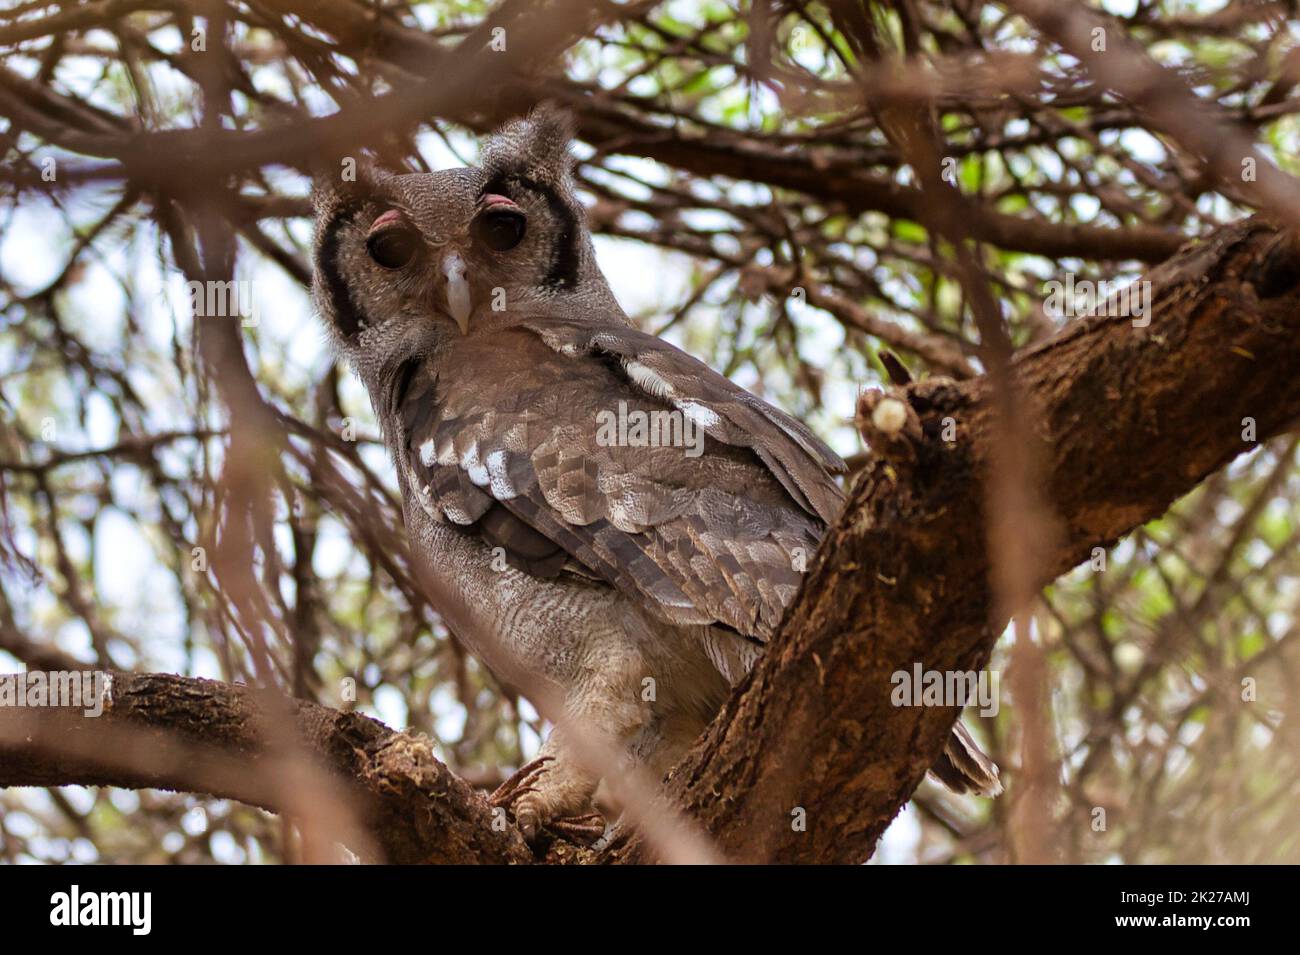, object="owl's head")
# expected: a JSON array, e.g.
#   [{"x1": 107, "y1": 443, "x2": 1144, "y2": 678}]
[{"x1": 311, "y1": 105, "x2": 622, "y2": 376}]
